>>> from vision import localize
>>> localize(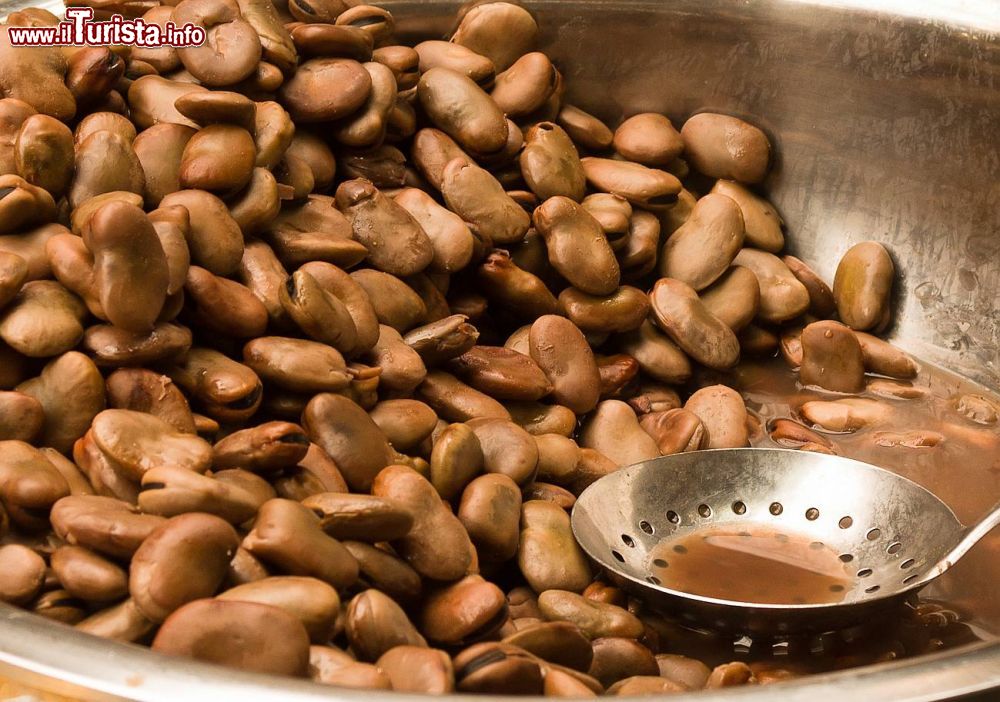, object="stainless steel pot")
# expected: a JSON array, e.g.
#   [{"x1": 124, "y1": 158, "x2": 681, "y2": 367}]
[{"x1": 1, "y1": 0, "x2": 998, "y2": 699}]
